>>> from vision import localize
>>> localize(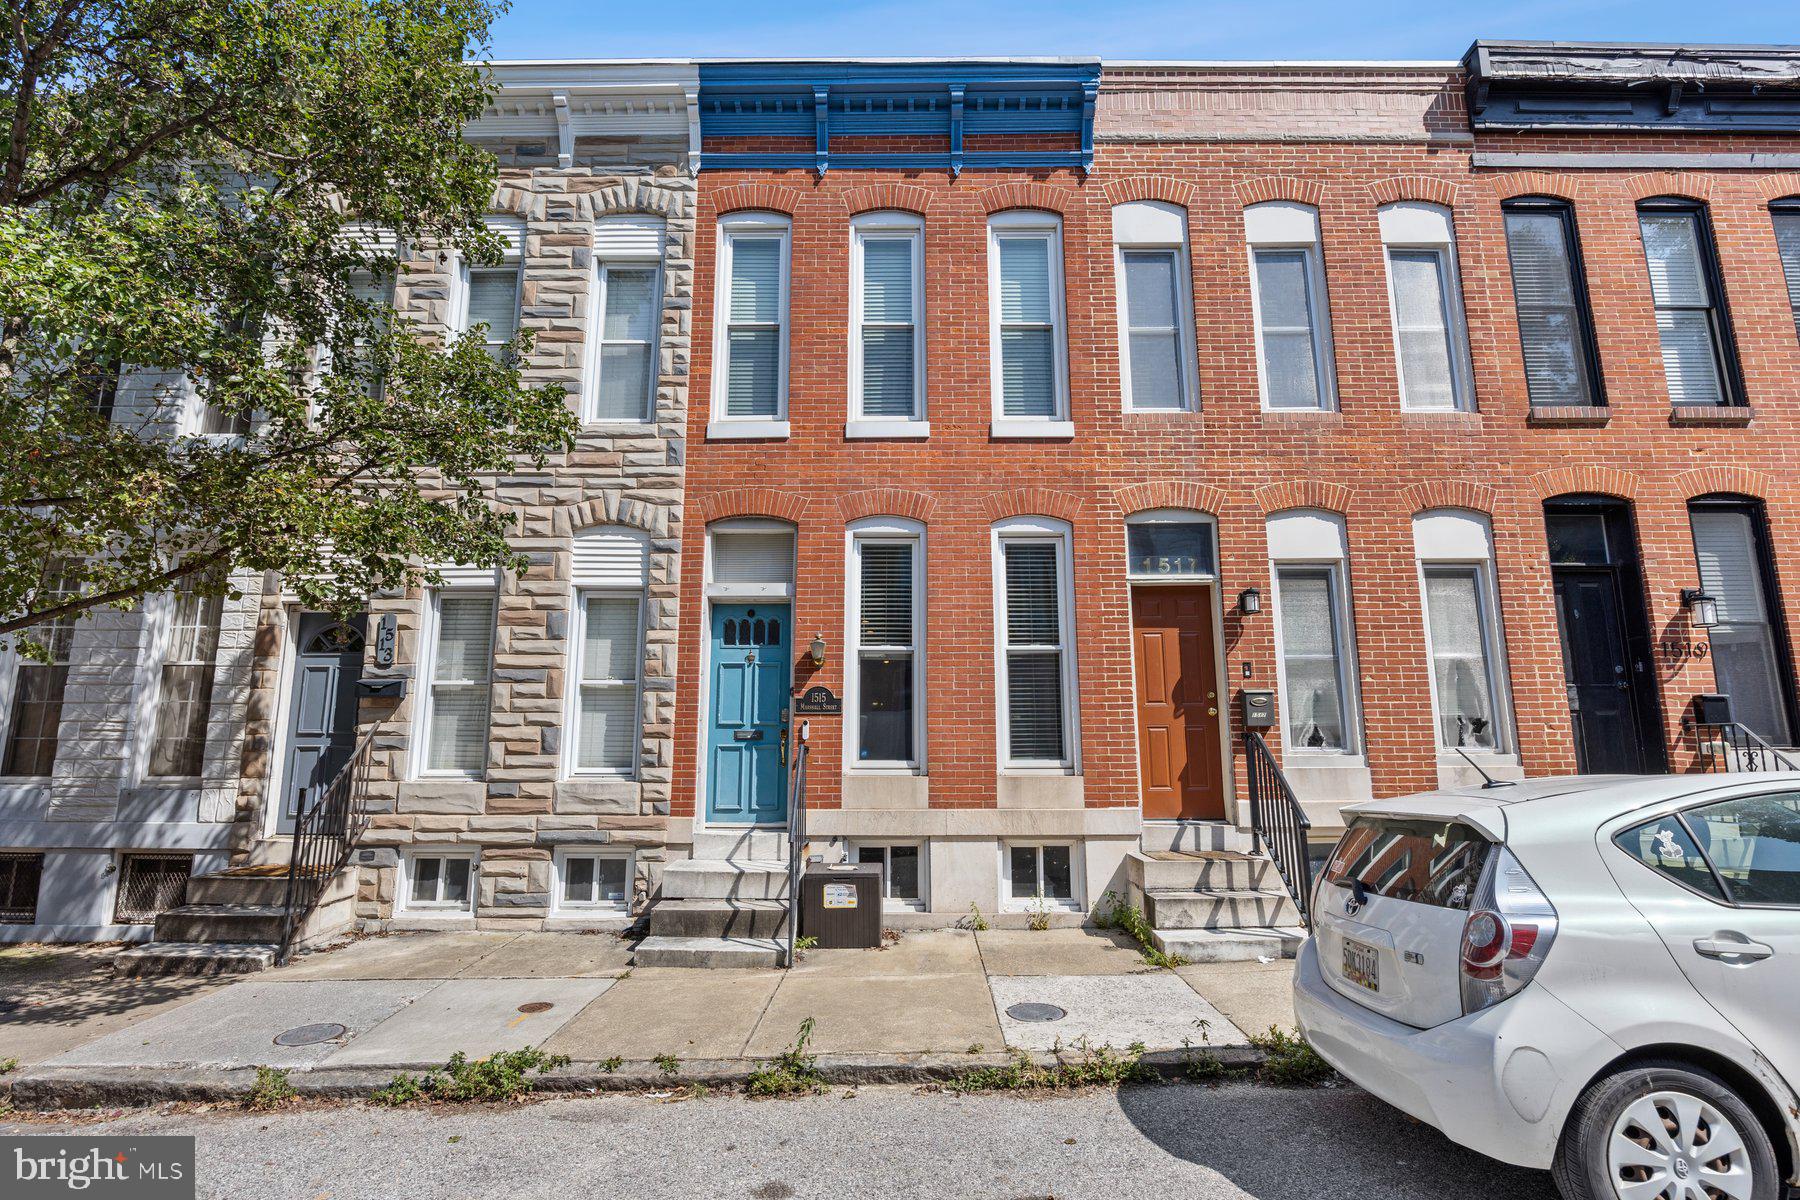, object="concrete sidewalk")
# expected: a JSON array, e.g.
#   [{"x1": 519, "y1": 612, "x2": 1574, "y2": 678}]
[{"x1": 1, "y1": 930, "x2": 1296, "y2": 1105}]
